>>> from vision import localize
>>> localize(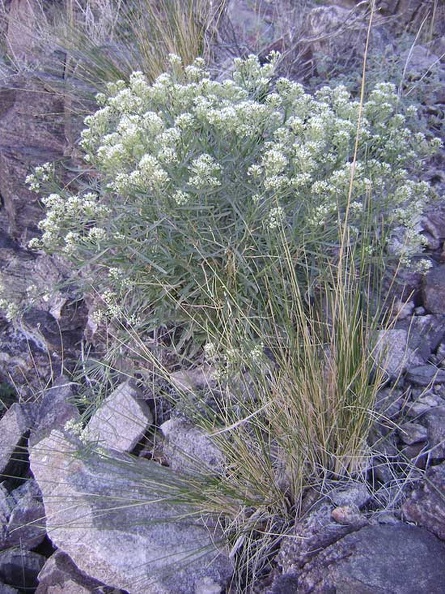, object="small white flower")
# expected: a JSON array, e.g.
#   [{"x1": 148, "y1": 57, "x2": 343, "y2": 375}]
[
  {"x1": 88, "y1": 227, "x2": 107, "y2": 242},
  {"x1": 249, "y1": 342, "x2": 264, "y2": 364},
  {"x1": 203, "y1": 342, "x2": 217, "y2": 360},
  {"x1": 188, "y1": 154, "x2": 221, "y2": 190},
  {"x1": 172, "y1": 190, "x2": 189, "y2": 205},
  {"x1": 262, "y1": 148, "x2": 288, "y2": 177},
  {"x1": 64, "y1": 419, "x2": 84, "y2": 436},
  {"x1": 174, "y1": 113, "x2": 194, "y2": 129},
  {"x1": 266, "y1": 206, "x2": 285, "y2": 230},
  {"x1": 247, "y1": 164, "x2": 263, "y2": 178}
]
